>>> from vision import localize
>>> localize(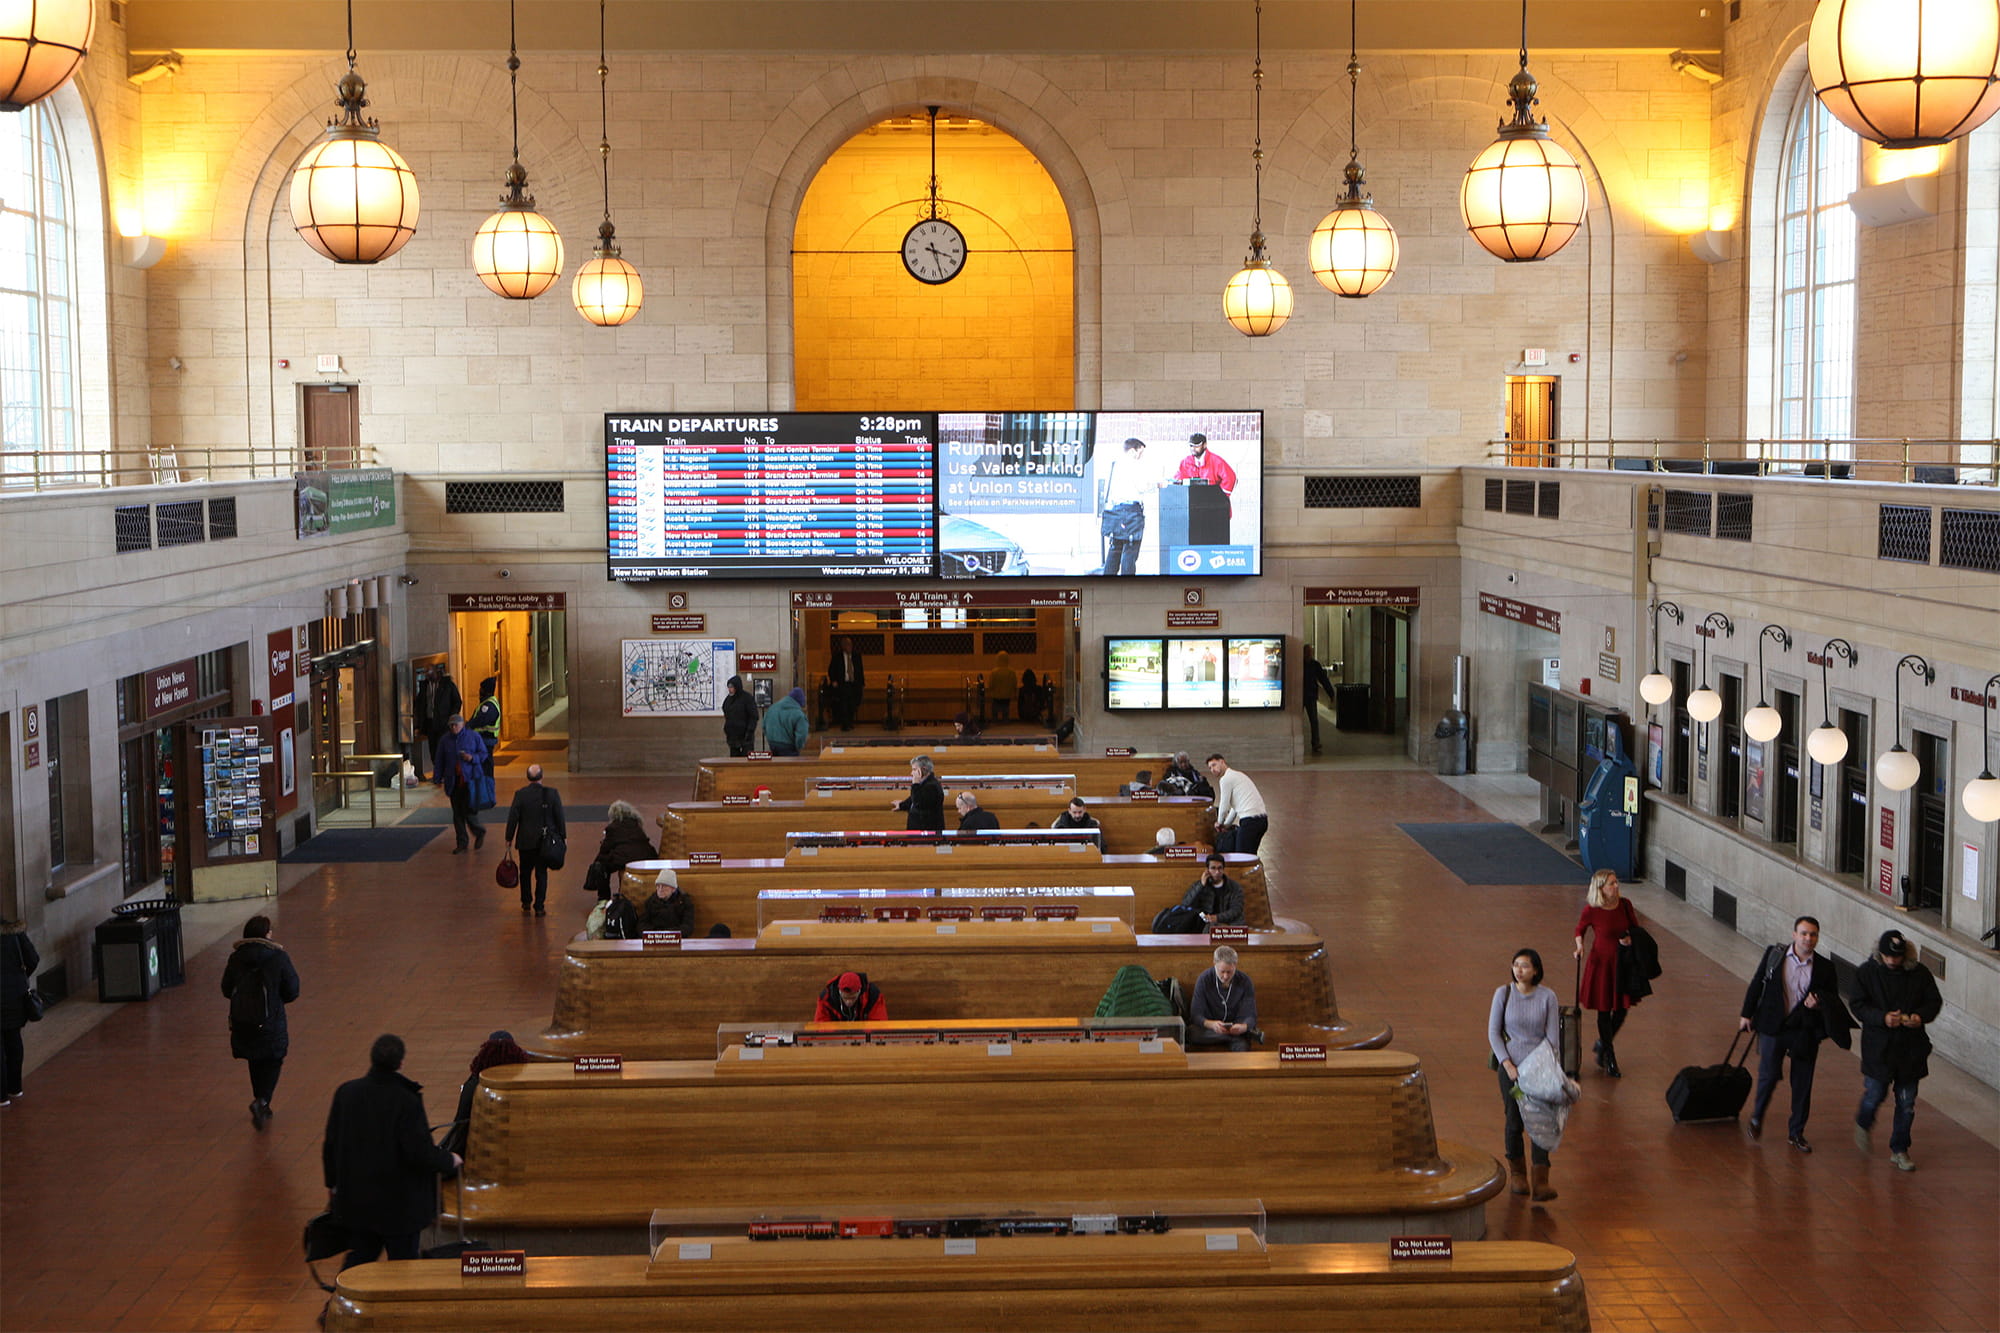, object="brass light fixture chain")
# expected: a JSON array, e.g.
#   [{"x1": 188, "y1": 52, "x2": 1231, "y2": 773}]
[
  {"x1": 1346, "y1": 0, "x2": 1358, "y2": 166},
  {"x1": 1250, "y1": 0, "x2": 1265, "y2": 260},
  {"x1": 345, "y1": 0, "x2": 357, "y2": 73},
  {"x1": 598, "y1": 0, "x2": 611, "y2": 224},
  {"x1": 927, "y1": 105, "x2": 942, "y2": 219},
  {"x1": 508, "y1": 0, "x2": 522, "y2": 168}
]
